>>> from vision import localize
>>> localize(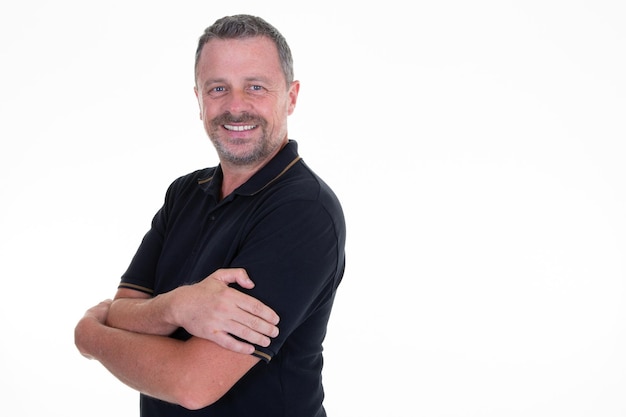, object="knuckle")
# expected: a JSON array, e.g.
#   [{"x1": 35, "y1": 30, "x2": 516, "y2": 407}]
[
  {"x1": 247, "y1": 316, "x2": 260, "y2": 330},
  {"x1": 238, "y1": 325, "x2": 254, "y2": 341},
  {"x1": 250, "y1": 300, "x2": 264, "y2": 315}
]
